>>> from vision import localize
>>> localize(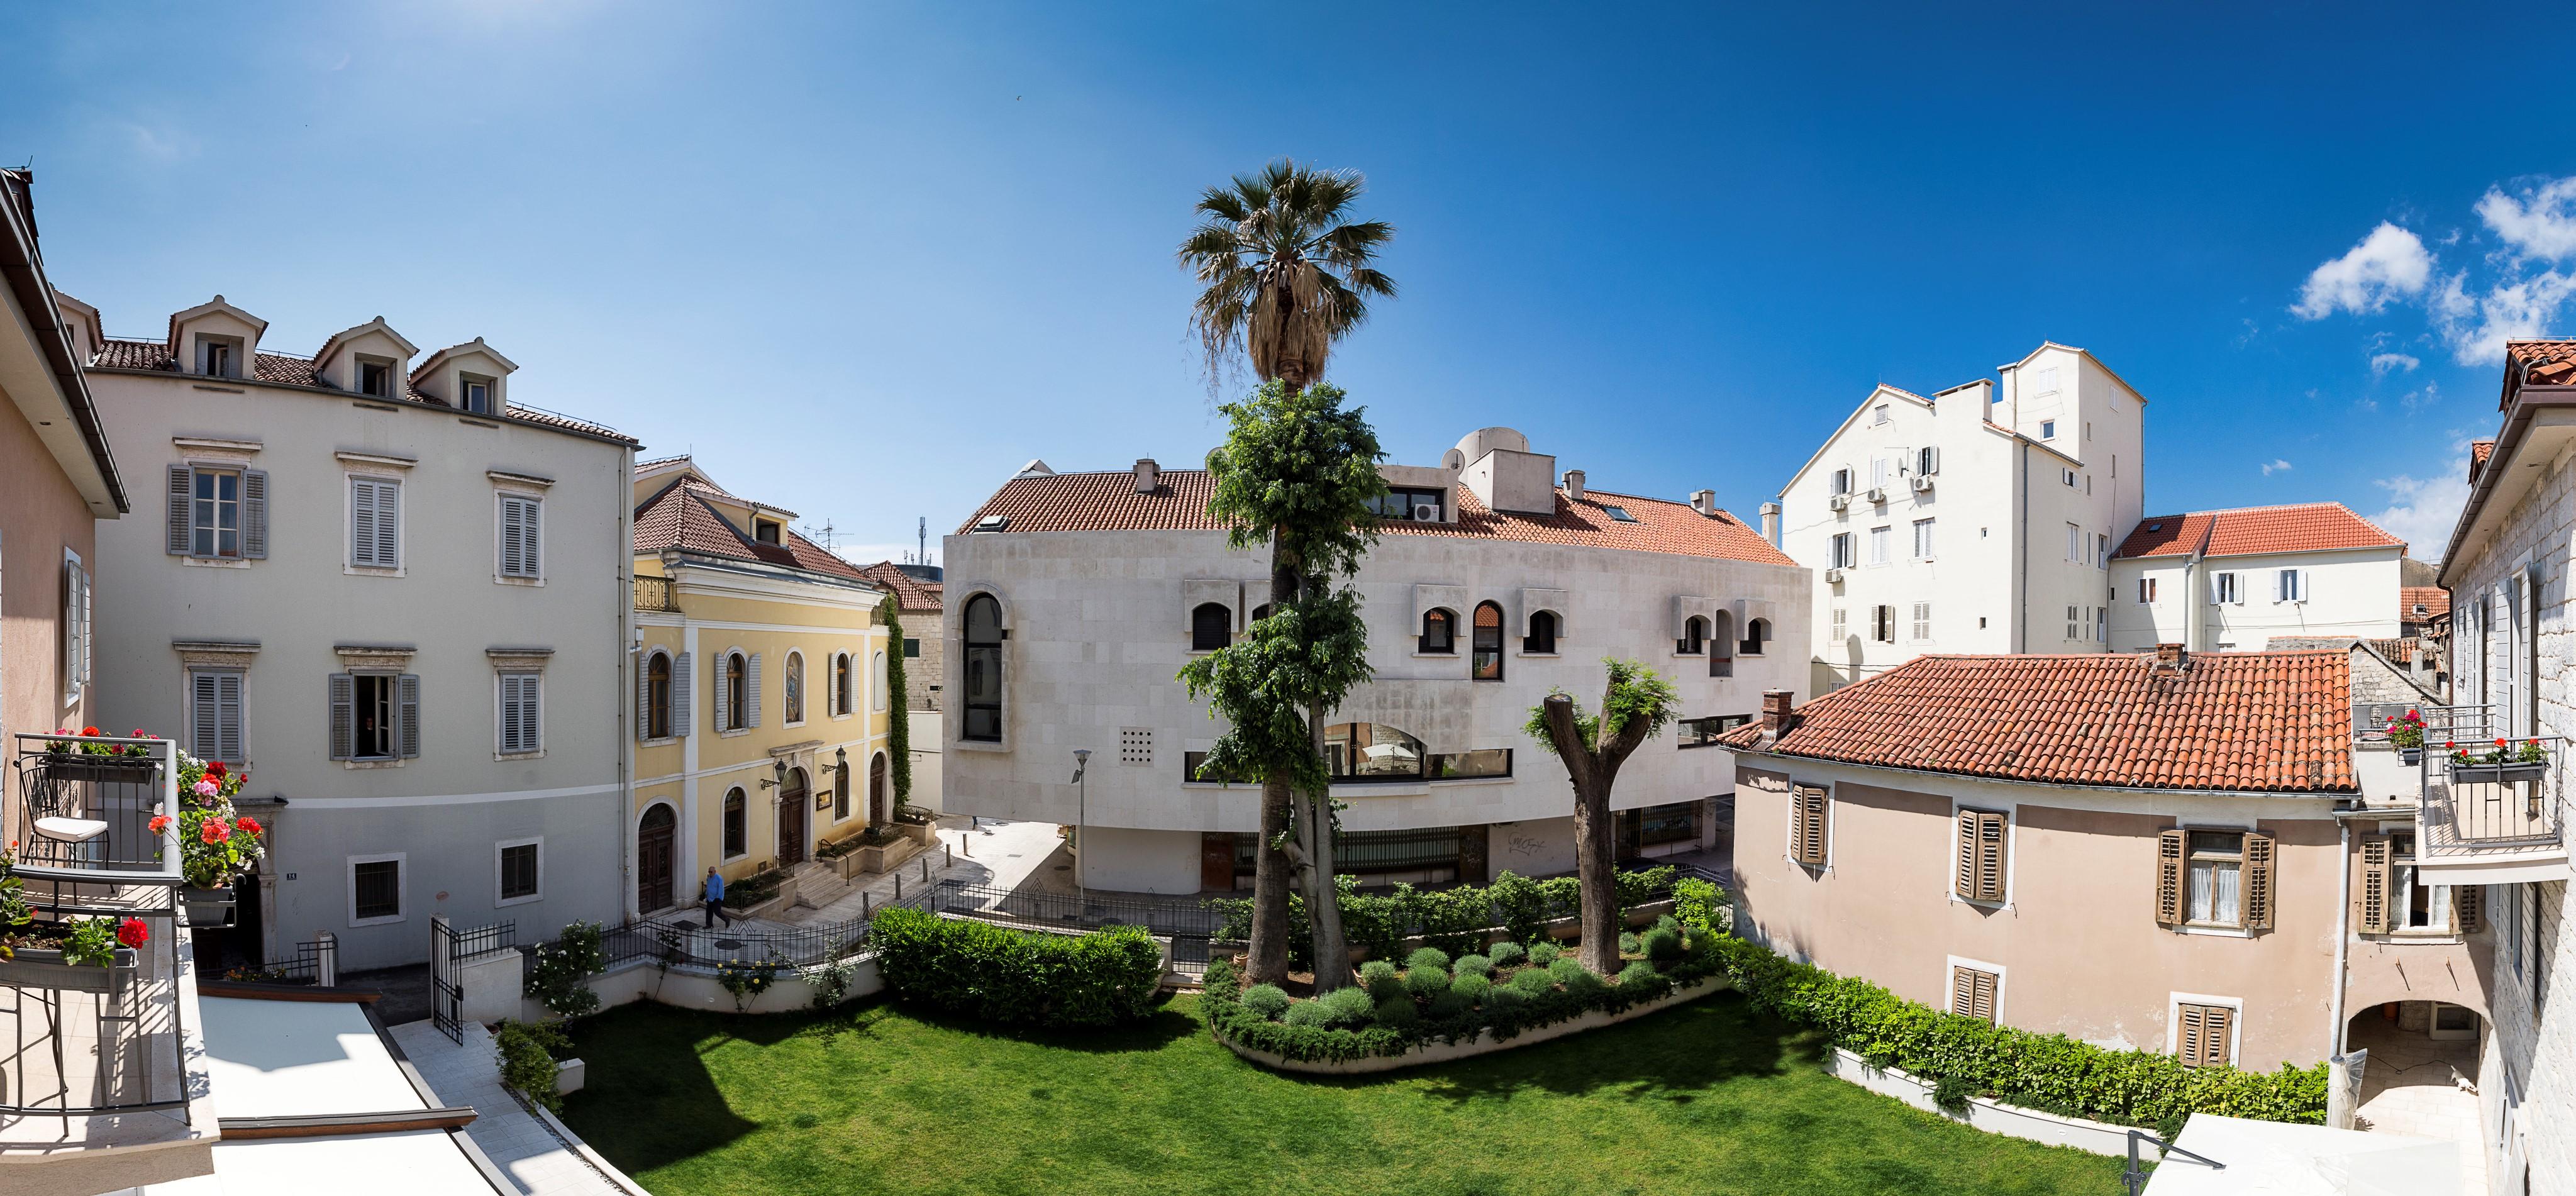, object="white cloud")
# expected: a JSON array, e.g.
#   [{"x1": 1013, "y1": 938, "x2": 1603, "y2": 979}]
[
  {"x1": 2369, "y1": 352, "x2": 2419, "y2": 375},
  {"x1": 2436, "y1": 269, "x2": 2576, "y2": 365},
  {"x1": 2368, "y1": 443, "x2": 2473, "y2": 562},
  {"x1": 2477, "y1": 176, "x2": 2576, "y2": 260},
  {"x1": 2293, "y1": 223, "x2": 2434, "y2": 319},
  {"x1": 2261, "y1": 458, "x2": 2293, "y2": 475}
]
